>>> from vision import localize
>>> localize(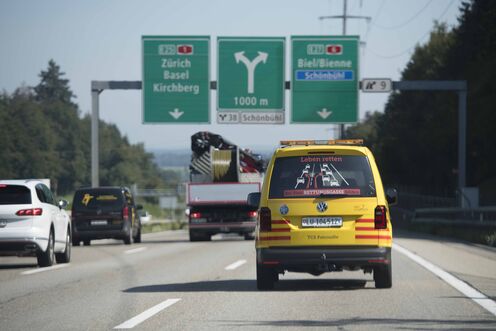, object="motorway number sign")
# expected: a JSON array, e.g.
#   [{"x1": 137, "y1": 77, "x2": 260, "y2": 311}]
[
  {"x1": 291, "y1": 36, "x2": 359, "y2": 124},
  {"x1": 362, "y1": 78, "x2": 392, "y2": 92},
  {"x1": 217, "y1": 37, "x2": 285, "y2": 124},
  {"x1": 142, "y1": 36, "x2": 210, "y2": 123}
]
